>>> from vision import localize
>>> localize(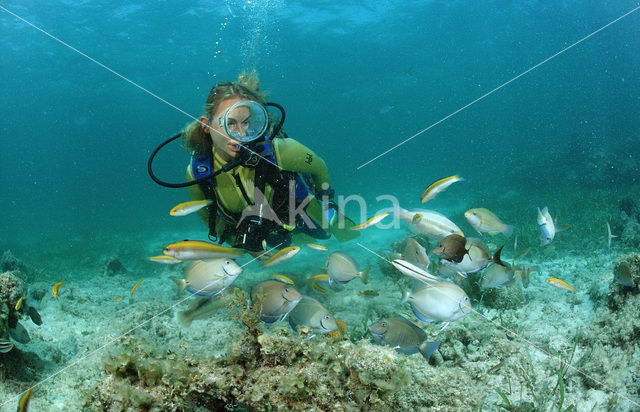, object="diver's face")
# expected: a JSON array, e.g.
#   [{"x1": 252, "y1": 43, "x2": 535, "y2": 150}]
[{"x1": 202, "y1": 98, "x2": 246, "y2": 161}]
